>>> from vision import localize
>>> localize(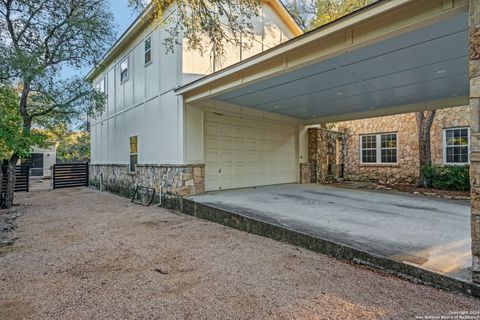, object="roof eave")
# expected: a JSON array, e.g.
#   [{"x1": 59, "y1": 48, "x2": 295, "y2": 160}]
[
  {"x1": 174, "y1": 0, "x2": 400, "y2": 95},
  {"x1": 85, "y1": 4, "x2": 154, "y2": 82}
]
